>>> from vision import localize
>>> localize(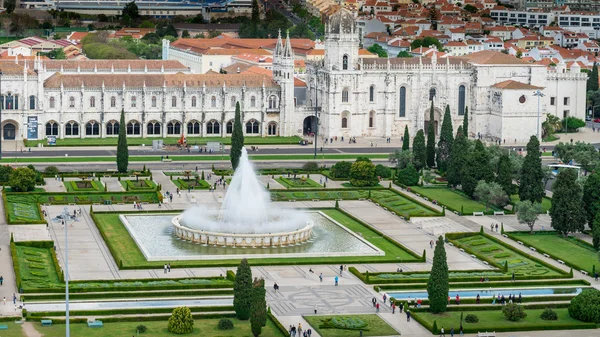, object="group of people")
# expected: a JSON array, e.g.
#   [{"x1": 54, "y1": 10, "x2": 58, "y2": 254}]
[
  {"x1": 133, "y1": 201, "x2": 144, "y2": 210},
  {"x1": 439, "y1": 325, "x2": 464, "y2": 336},
  {"x1": 492, "y1": 293, "x2": 522, "y2": 305},
  {"x1": 490, "y1": 223, "x2": 500, "y2": 232},
  {"x1": 288, "y1": 323, "x2": 312, "y2": 337}
]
